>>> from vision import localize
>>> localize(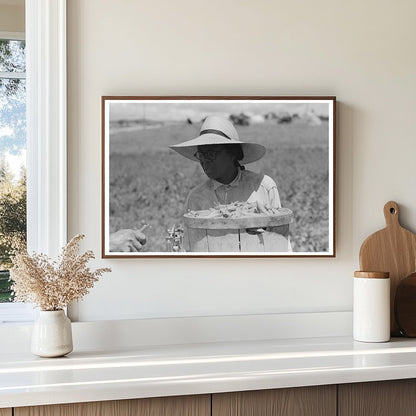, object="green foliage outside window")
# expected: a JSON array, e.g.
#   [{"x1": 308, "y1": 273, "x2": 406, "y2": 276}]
[{"x1": 0, "y1": 161, "x2": 26, "y2": 302}]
